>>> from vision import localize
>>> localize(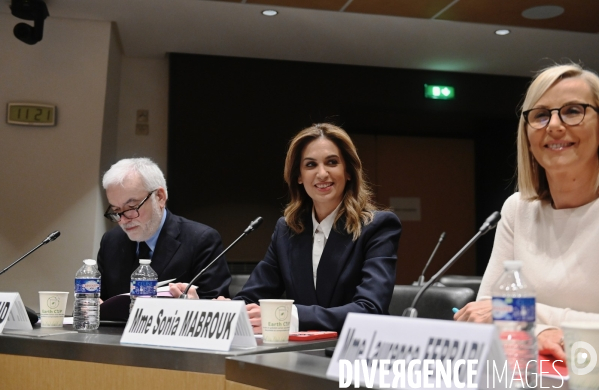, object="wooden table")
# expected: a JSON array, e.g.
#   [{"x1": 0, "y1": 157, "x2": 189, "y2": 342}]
[{"x1": 0, "y1": 324, "x2": 336, "y2": 390}]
